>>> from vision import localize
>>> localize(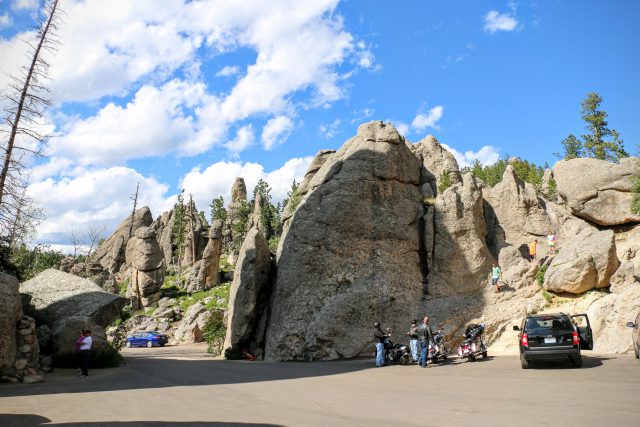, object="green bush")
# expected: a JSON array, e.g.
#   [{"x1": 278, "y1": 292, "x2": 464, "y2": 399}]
[
  {"x1": 177, "y1": 283, "x2": 231, "y2": 311},
  {"x1": 546, "y1": 177, "x2": 557, "y2": 199},
  {"x1": 437, "y1": 171, "x2": 453, "y2": 194},
  {"x1": 203, "y1": 310, "x2": 226, "y2": 356},
  {"x1": 536, "y1": 265, "x2": 548, "y2": 287},
  {"x1": 118, "y1": 278, "x2": 129, "y2": 296},
  {"x1": 53, "y1": 345, "x2": 123, "y2": 369},
  {"x1": 268, "y1": 236, "x2": 280, "y2": 253}
]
